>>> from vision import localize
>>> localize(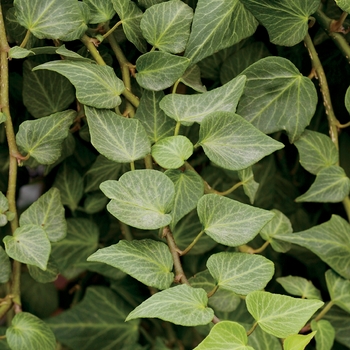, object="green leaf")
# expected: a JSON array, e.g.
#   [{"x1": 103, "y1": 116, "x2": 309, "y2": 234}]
[
  {"x1": 294, "y1": 130, "x2": 338, "y2": 175},
  {"x1": 88, "y1": 239, "x2": 174, "y2": 289},
  {"x1": 47, "y1": 286, "x2": 139, "y2": 350},
  {"x1": 346, "y1": 85, "x2": 350, "y2": 113},
  {"x1": 136, "y1": 52, "x2": 190, "y2": 91},
  {"x1": 260, "y1": 209, "x2": 292, "y2": 253},
  {"x1": 159, "y1": 75, "x2": 246, "y2": 126},
  {"x1": 33, "y1": 61, "x2": 125, "y2": 109},
  {"x1": 0, "y1": 111, "x2": 6, "y2": 124},
  {"x1": 283, "y1": 332, "x2": 316, "y2": 350},
  {"x1": 237, "y1": 57, "x2": 318, "y2": 143},
  {"x1": 238, "y1": 167, "x2": 259, "y2": 204},
  {"x1": 207, "y1": 252, "x2": 274, "y2": 295},
  {"x1": 8, "y1": 46, "x2": 34, "y2": 59},
  {"x1": 139, "y1": 0, "x2": 165, "y2": 7},
  {"x1": 276, "y1": 276, "x2": 322, "y2": 300},
  {"x1": 184, "y1": 0, "x2": 258, "y2": 64},
  {"x1": 85, "y1": 106, "x2": 151, "y2": 163},
  {"x1": 112, "y1": 0, "x2": 147, "y2": 53},
  {"x1": 16, "y1": 110, "x2": 75, "y2": 164},
  {"x1": 7, "y1": 312, "x2": 56, "y2": 350},
  {"x1": 152, "y1": 136, "x2": 193, "y2": 169},
  {"x1": 135, "y1": 89, "x2": 176, "y2": 143},
  {"x1": 0, "y1": 246, "x2": 11, "y2": 283},
  {"x1": 180, "y1": 64, "x2": 207, "y2": 93},
  {"x1": 13, "y1": 0, "x2": 84, "y2": 40},
  {"x1": 165, "y1": 169, "x2": 204, "y2": 229},
  {"x1": 100, "y1": 170, "x2": 175, "y2": 230},
  {"x1": 0, "y1": 191, "x2": 9, "y2": 213},
  {"x1": 241, "y1": 0, "x2": 320, "y2": 46},
  {"x1": 324, "y1": 306, "x2": 350, "y2": 348},
  {"x1": 335, "y1": 0, "x2": 350, "y2": 12},
  {"x1": 246, "y1": 291, "x2": 324, "y2": 338},
  {"x1": 275, "y1": 215, "x2": 350, "y2": 279},
  {"x1": 248, "y1": 326, "x2": 282, "y2": 350},
  {"x1": 27, "y1": 260, "x2": 59, "y2": 283},
  {"x1": 74, "y1": 261, "x2": 126, "y2": 280},
  {"x1": 3, "y1": 224, "x2": 50, "y2": 270},
  {"x1": 126, "y1": 284, "x2": 214, "y2": 326},
  {"x1": 311, "y1": 320, "x2": 335, "y2": 350},
  {"x1": 84, "y1": 192, "x2": 109, "y2": 214},
  {"x1": 83, "y1": 0, "x2": 115, "y2": 23},
  {"x1": 198, "y1": 112, "x2": 284, "y2": 171},
  {"x1": 295, "y1": 166, "x2": 350, "y2": 203},
  {"x1": 325, "y1": 269, "x2": 350, "y2": 313},
  {"x1": 140, "y1": 0, "x2": 193, "y2": 53},
  {"x1": 197, "y1": 194, "x2": 274, "y2": 246},
  {"x1": 19, "y1": 187, "x2": 66, "y2": 242},
  {"x1": 56, "y1": 44, "x2": 93, "y2": 62},
  {"x1": 193, "y1": 321, "x2": 254, "y2": 350}
]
